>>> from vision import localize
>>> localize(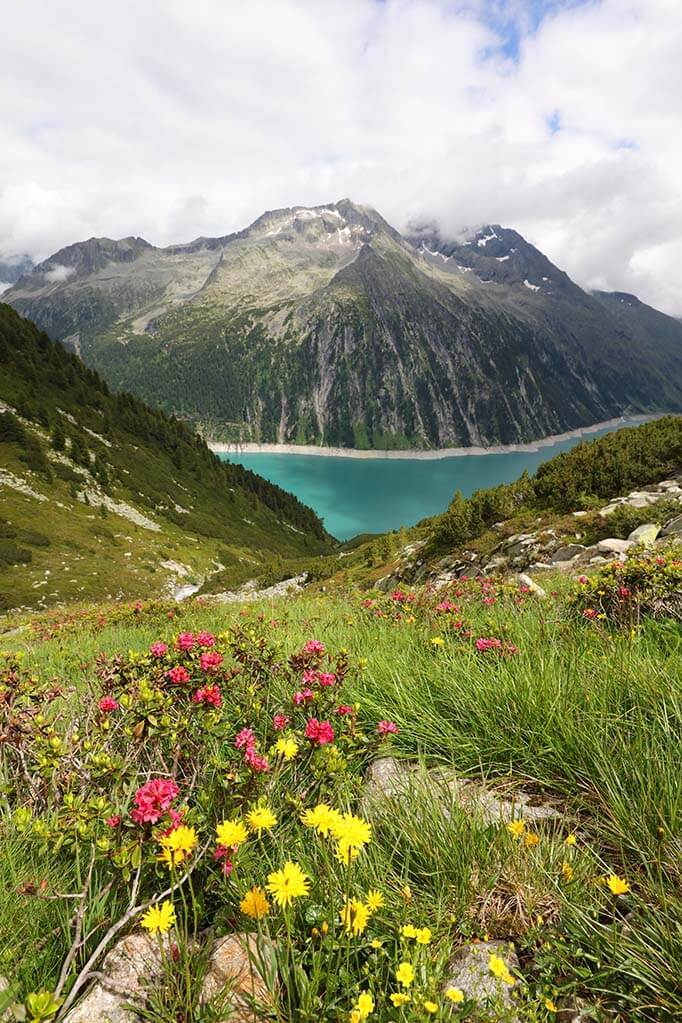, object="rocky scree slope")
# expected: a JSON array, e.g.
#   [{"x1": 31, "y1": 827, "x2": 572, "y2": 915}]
[
  {"x1": 5, "y1": 201, "x2": 682, "y2": 448},
  {"x1": 0, "y1": 305, "x2": 333, "y2": 612}
]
